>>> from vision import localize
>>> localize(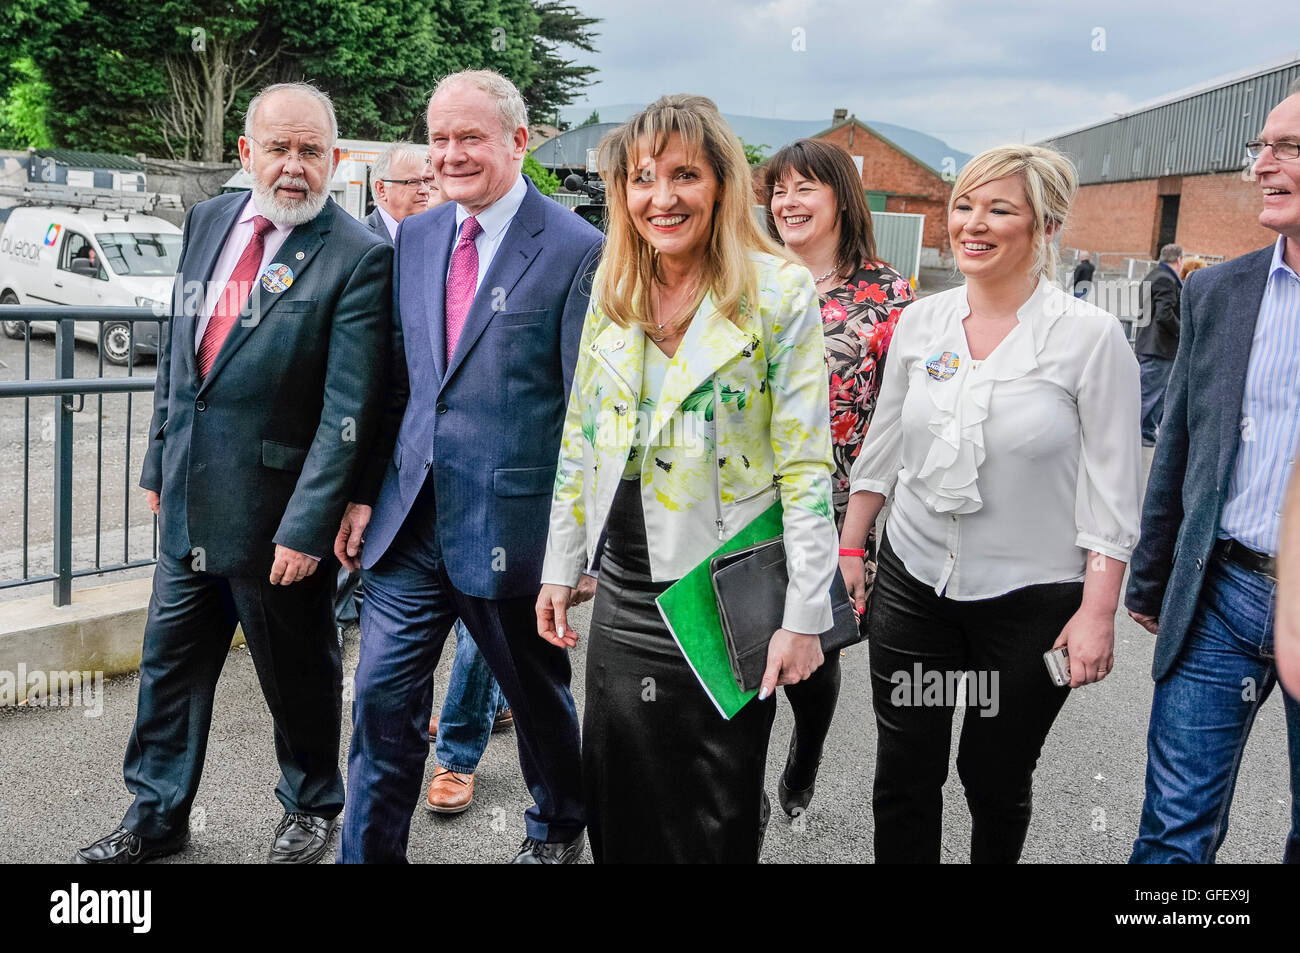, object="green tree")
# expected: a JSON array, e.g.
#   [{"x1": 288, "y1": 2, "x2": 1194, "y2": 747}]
[
  {"x1": 740, "y1": 139, "x2": 769, "y2": 168},
  {"x1": 523, "y1": 1, "x2": 599, "y2": 125},
  {"x1": 0, "y1": 0, "x2": 589, "y2": 161},
  {"x1": 578, "y1": 109, "x2": 600, "y2": 128},
  {"x1": 522, "y1": 152, "x2": 560, "y2": 195},
  {"x1": 0, "y1": 57, "x2": 53, "y2": 148}
]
